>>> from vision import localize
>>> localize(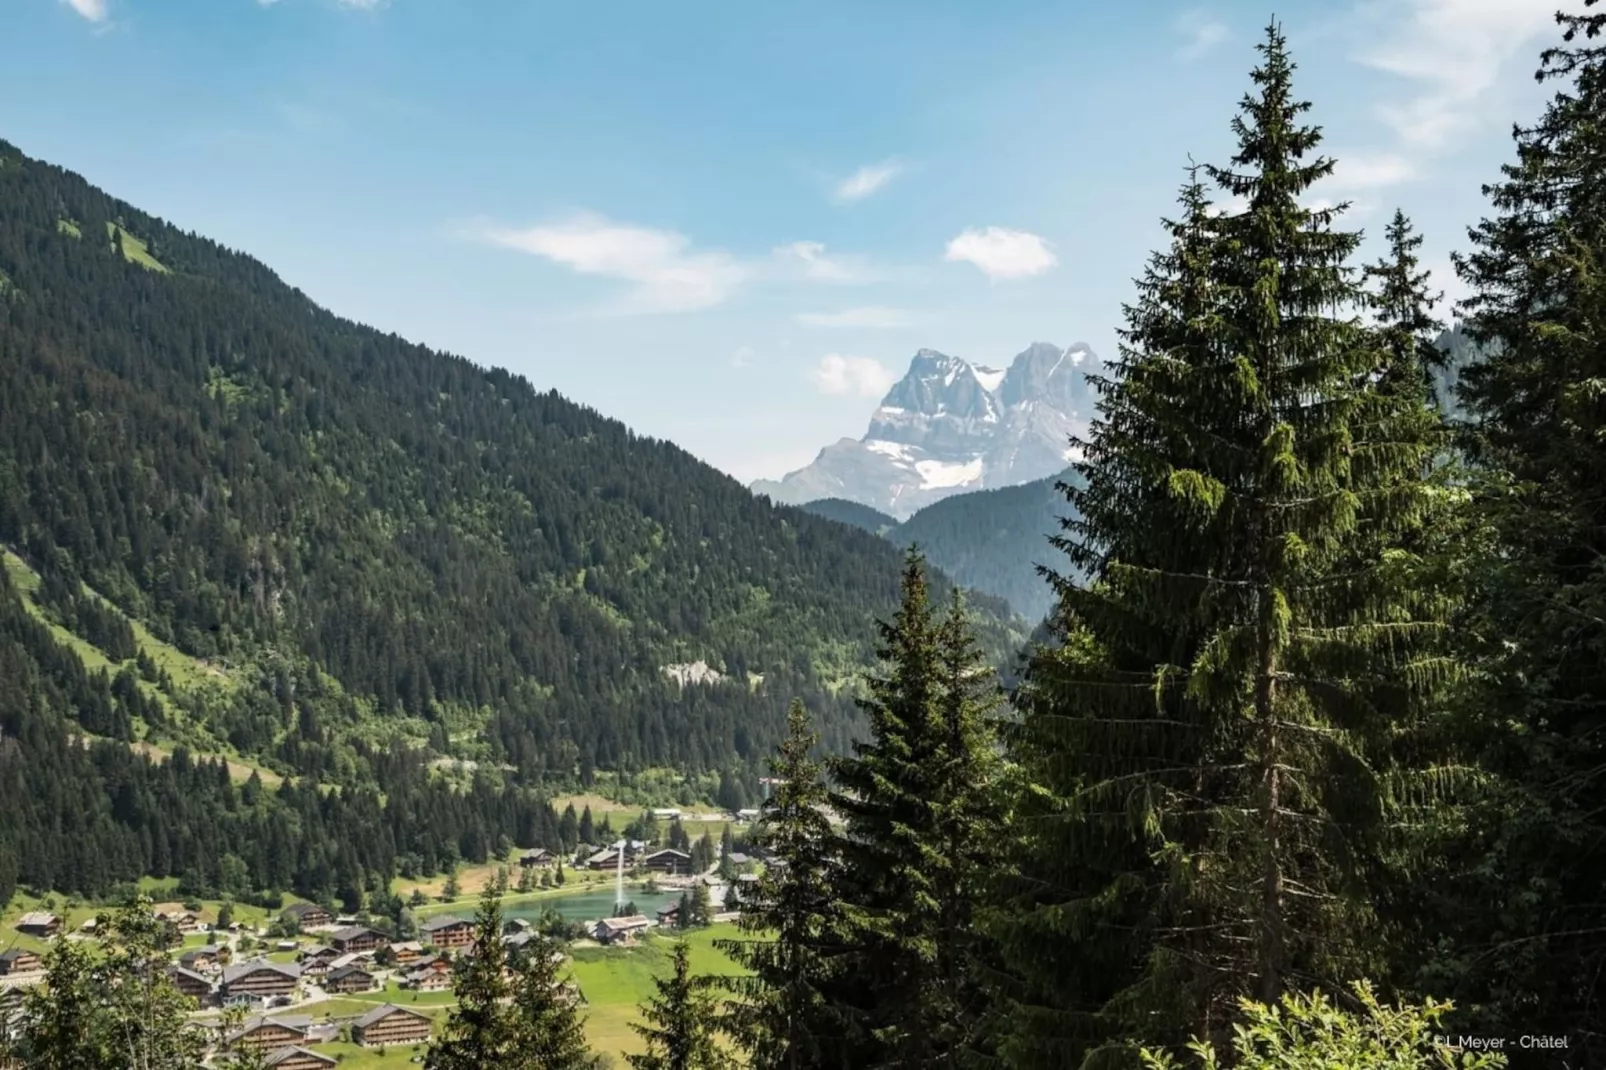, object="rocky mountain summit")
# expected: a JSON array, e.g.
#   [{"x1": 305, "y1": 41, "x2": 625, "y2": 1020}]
[{"x1": 753, "y1": 342, "x2": 1096, "y2": 518}]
